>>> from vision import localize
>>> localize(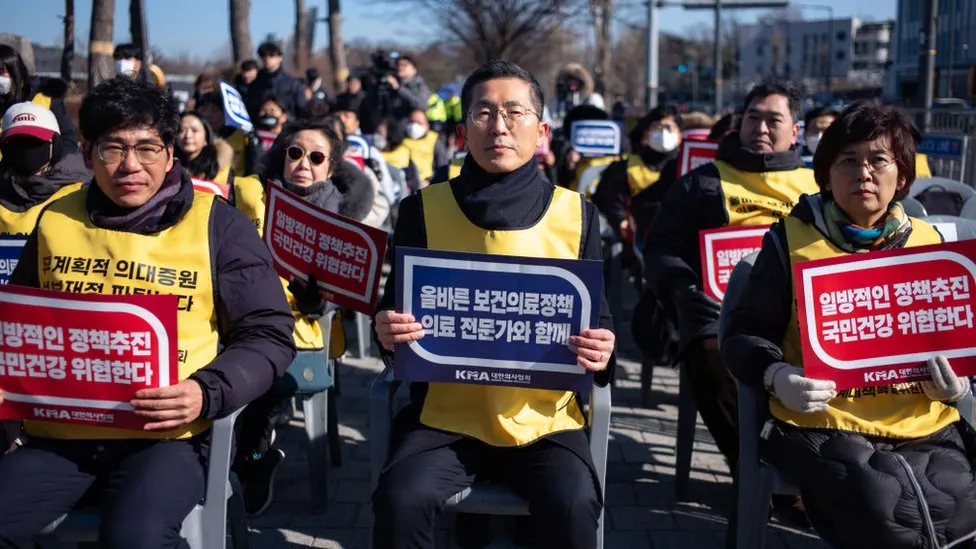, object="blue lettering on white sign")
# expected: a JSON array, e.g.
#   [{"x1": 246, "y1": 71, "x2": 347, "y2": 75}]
[
  {"x1": 219, "y1": 81, "x2": 253, "y2": 133},
  {"x1": 0, "y1": 237, "x2": 26, "y2": 285},
  {"x1": 919, "y1": 134, "x2": 966, "y2": 159},
  {"x1": 395, "y1": 247, "x2": 603, "y2": 391},
  {"x1": 570, "y1": 120, "x2": 622, "y2": 157}
]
